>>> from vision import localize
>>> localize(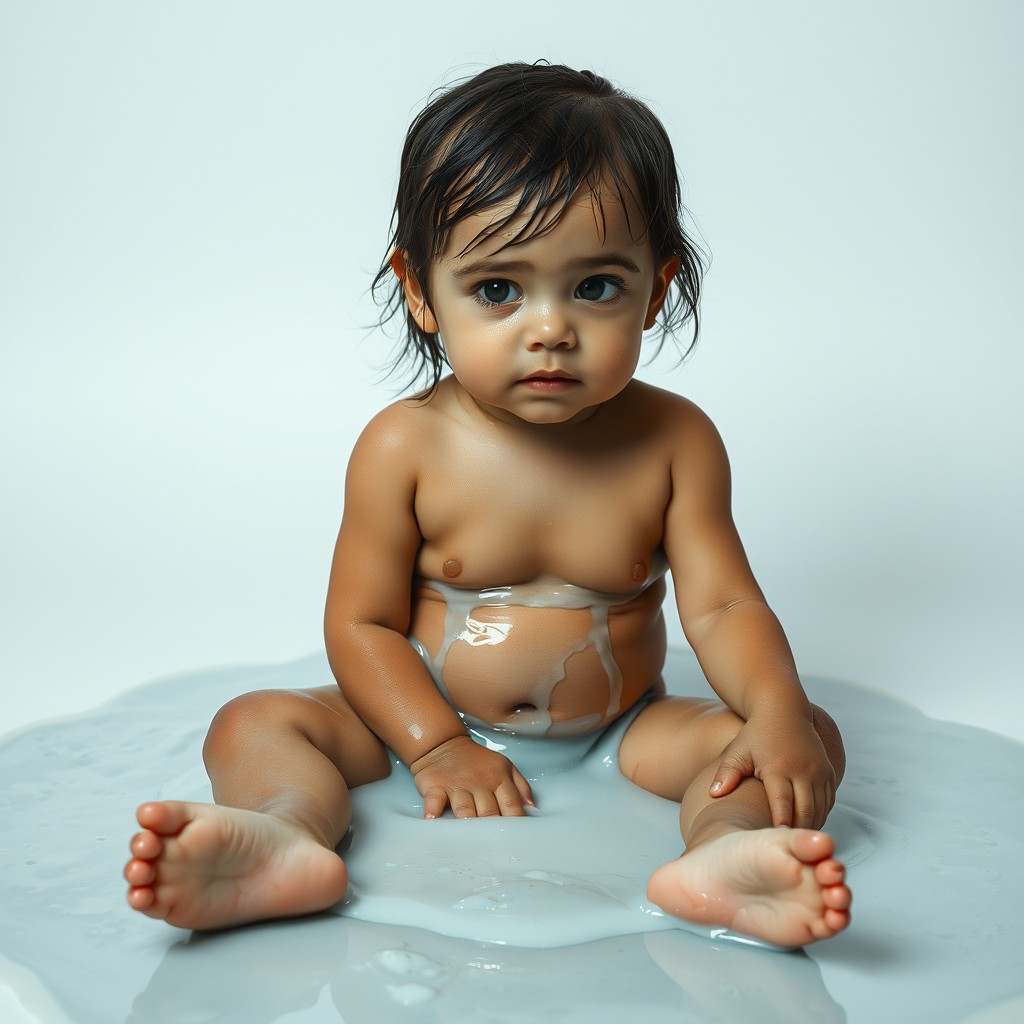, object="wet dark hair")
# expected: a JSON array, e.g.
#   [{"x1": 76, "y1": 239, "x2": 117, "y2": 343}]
[{"x1": 372, "y1": 61, "x2": 706, "y2": 394}]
